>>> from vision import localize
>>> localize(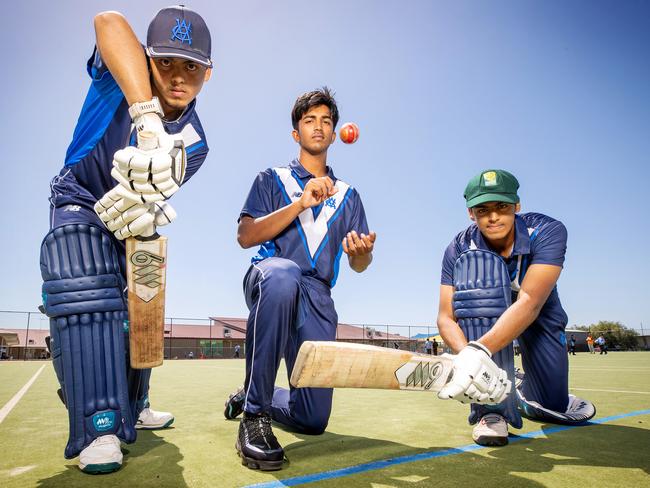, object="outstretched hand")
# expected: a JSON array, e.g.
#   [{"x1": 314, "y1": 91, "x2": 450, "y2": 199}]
[{"x1": 343, "y1": 231, "x2": 376, "y2": 257}]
